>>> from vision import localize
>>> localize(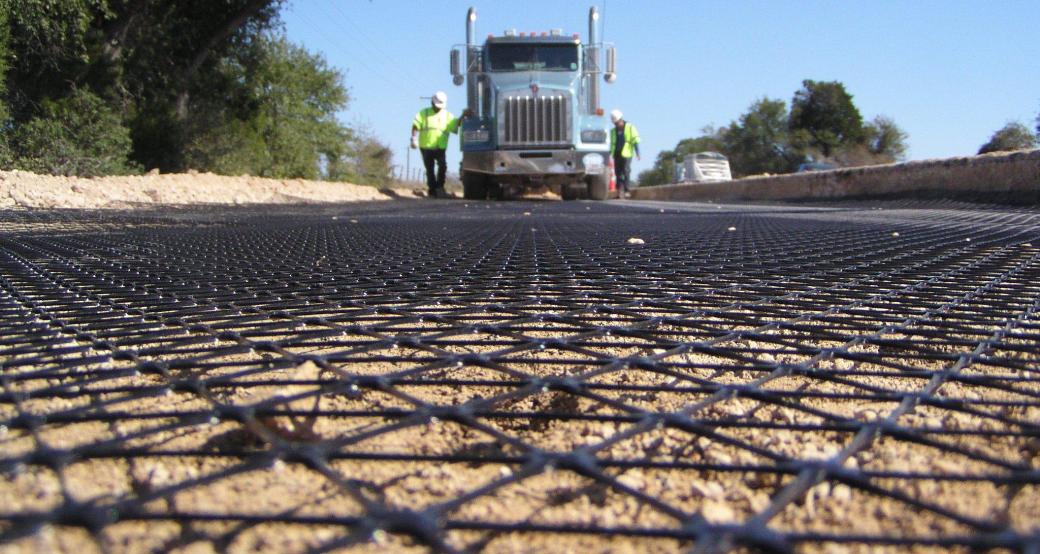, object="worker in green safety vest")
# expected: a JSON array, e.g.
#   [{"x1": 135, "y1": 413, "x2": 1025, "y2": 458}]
[
  {"x1": 609, "y1": 109, "x2": 641, "y2": 198},
  {"x1": 411, "y1": 91, "x2": 469, "y2": 198}
]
